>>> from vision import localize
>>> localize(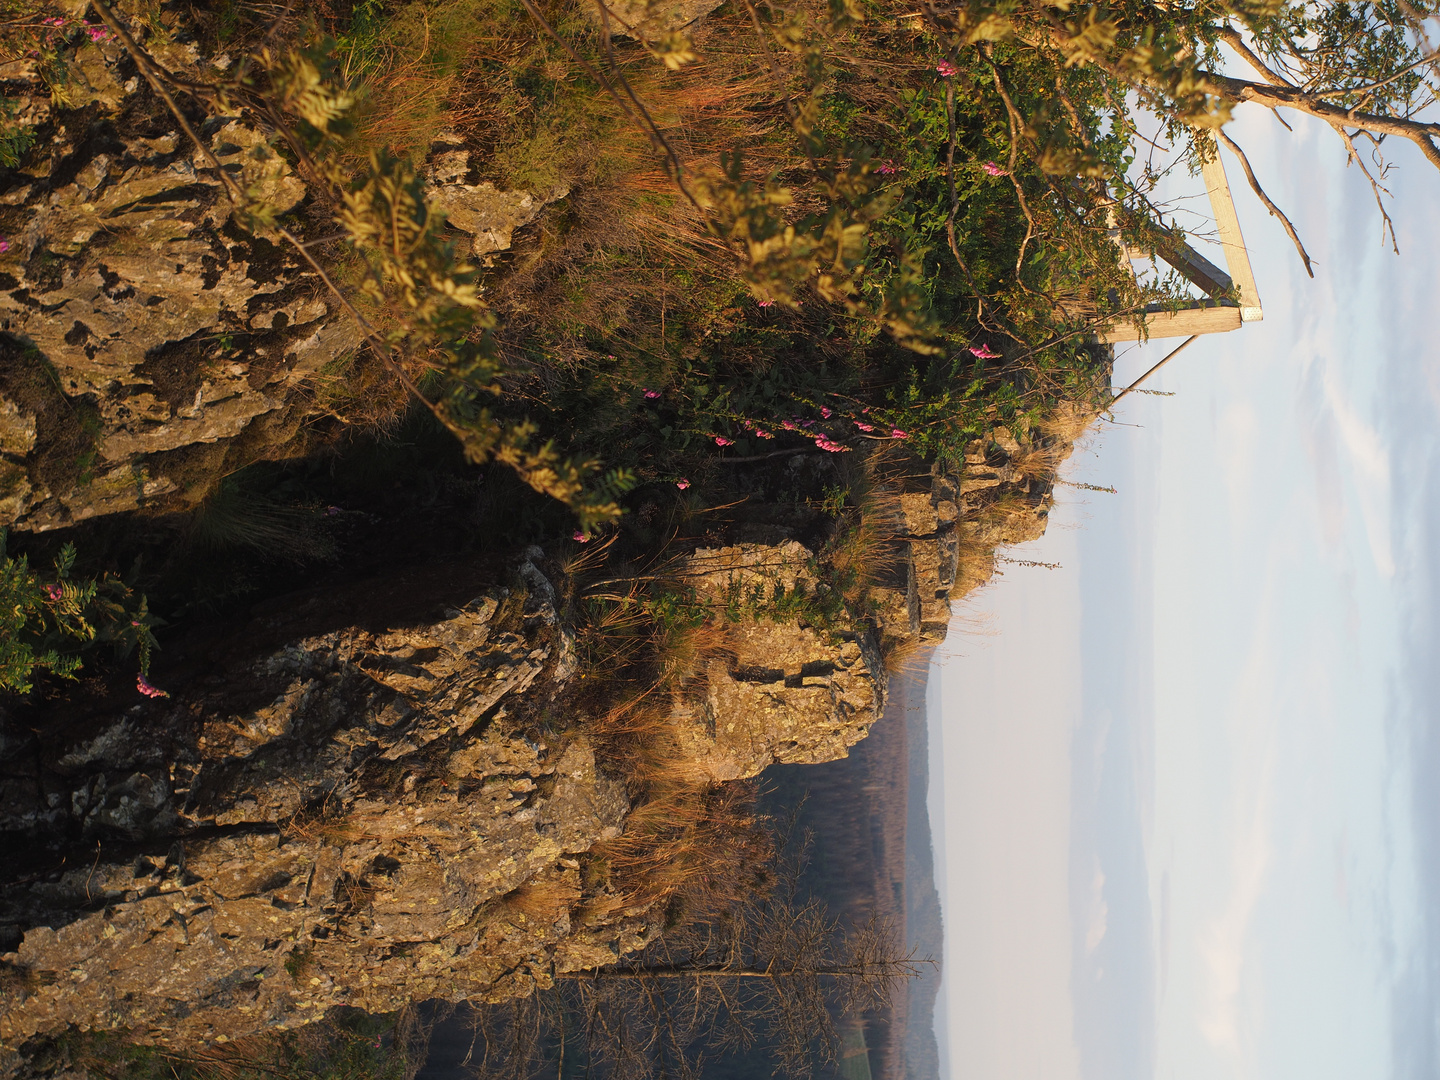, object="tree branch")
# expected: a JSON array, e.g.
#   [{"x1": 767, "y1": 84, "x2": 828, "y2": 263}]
[
  {"x1": 1213, "y1": 128, "x2": 1315, "y2": 277},
  {"x1": 1202, "y1": 71, "x2": 1440, "y2": 171}
]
